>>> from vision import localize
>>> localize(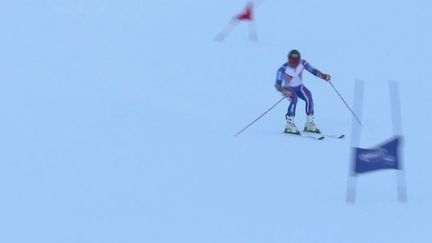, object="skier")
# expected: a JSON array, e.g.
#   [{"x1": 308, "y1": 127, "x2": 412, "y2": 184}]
[{"x1": 275, "y1": 49, "x2": 331, "y2": 134}]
